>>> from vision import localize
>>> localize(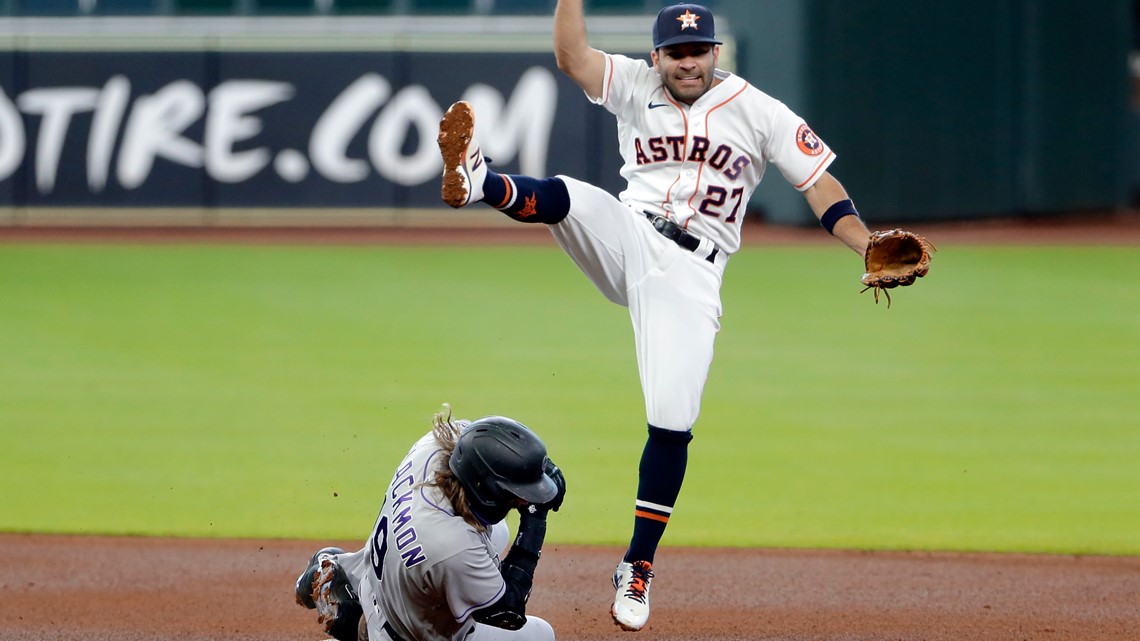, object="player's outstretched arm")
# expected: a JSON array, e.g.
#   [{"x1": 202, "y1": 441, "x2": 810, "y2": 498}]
[
  {"x1": 554, "y1": 0, "x2": 607, "y2": 100},
  {"x1": 803, "y1": 172, "x2": 871, "y2": 257}
]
